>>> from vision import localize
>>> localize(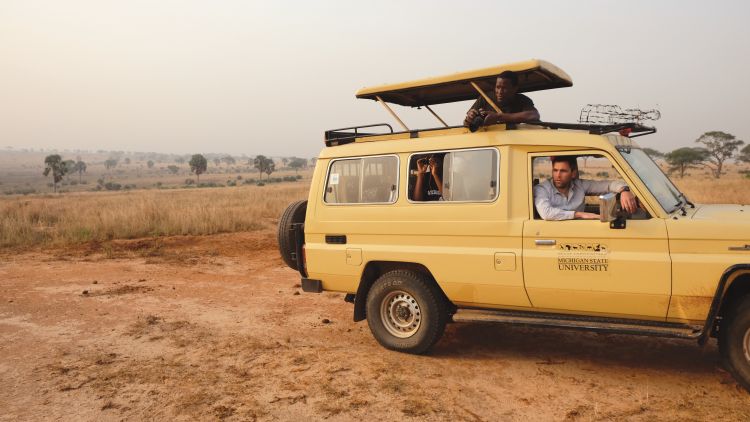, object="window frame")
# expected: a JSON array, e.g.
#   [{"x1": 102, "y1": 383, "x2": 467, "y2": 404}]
[
  {"x1": 322, "y1": 154, "x2": 401, "y2": 206},
  {"x1": 527, "y1": 149, "x2": 658, "y2": 221},
  {"x1": 406, "y1": 147, "x2": 501, "y2": 204}
]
